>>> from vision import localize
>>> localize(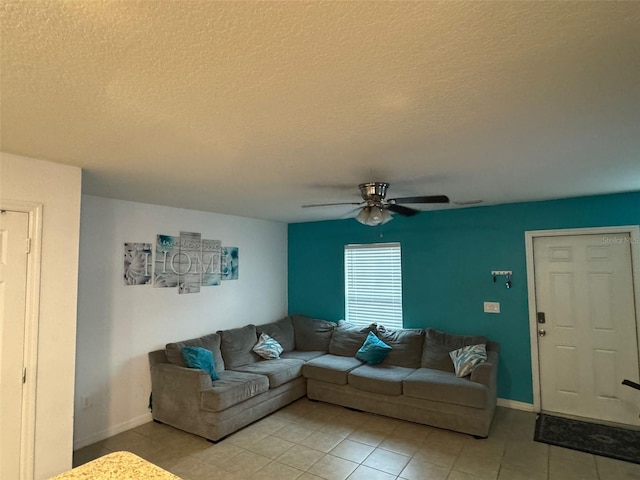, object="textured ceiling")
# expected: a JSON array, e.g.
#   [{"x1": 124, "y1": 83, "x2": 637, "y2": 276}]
[{"x1": 1, "y1": 1, "x2": 639, "y2": 223}]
